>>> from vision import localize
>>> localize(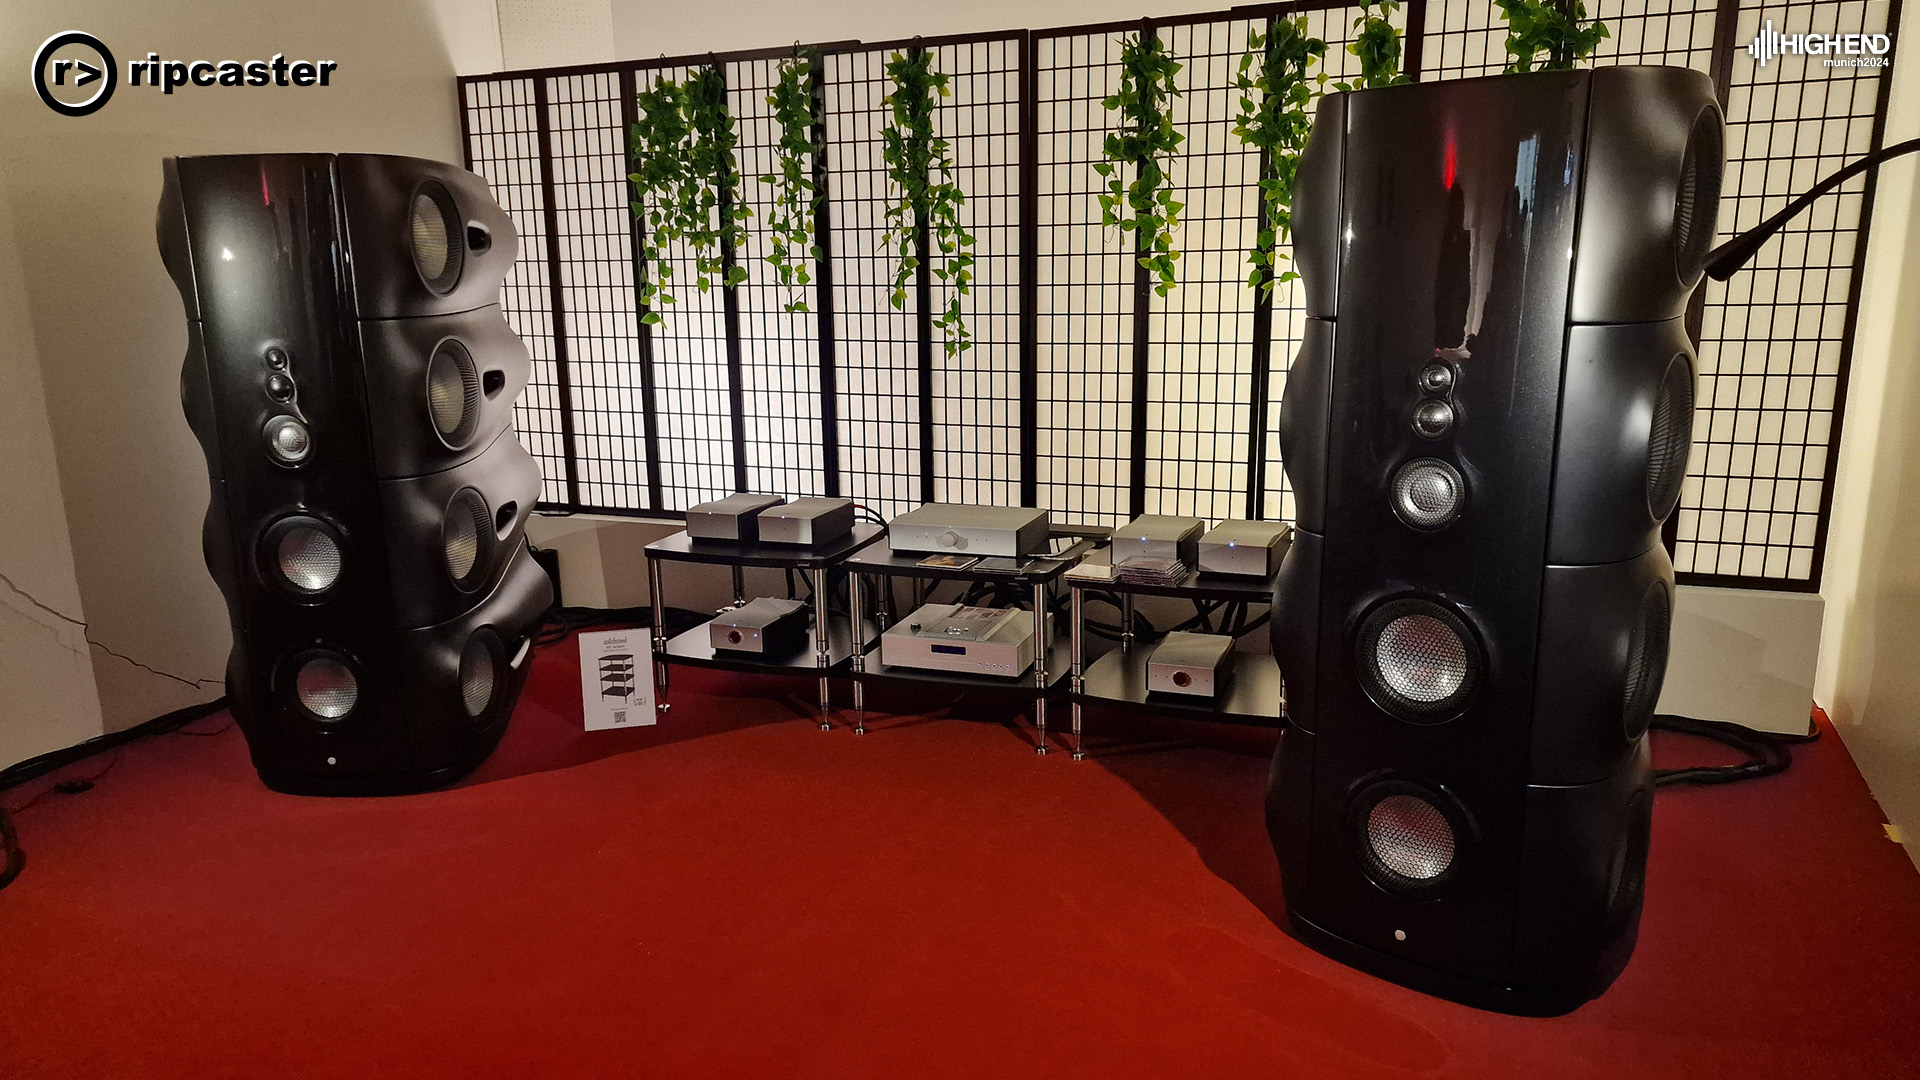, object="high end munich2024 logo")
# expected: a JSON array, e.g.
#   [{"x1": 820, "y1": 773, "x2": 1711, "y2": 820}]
[
  {"x1": 32, "y1": 31, "x2": 338, "y2": 117},
  {"x1": 1747, "y1": 20, "x2": 1894, "y2": 68}
]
